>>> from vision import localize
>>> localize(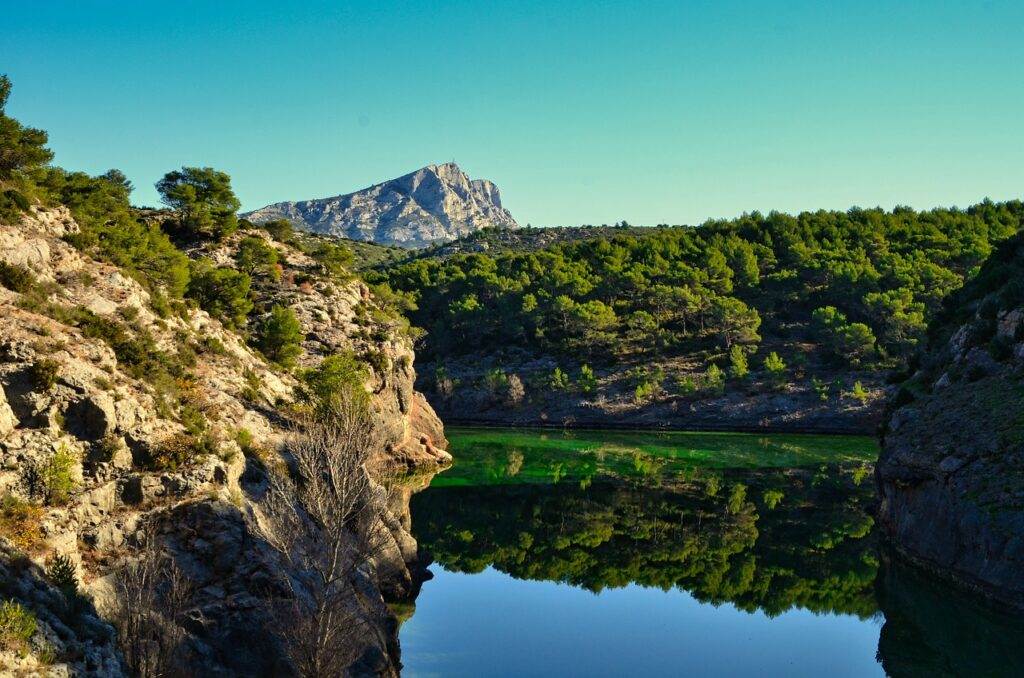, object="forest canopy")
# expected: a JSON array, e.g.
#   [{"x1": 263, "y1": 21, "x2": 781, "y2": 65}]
[{"x1": 369, "y1": 201, "x2": 1024, "y2": 371}]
